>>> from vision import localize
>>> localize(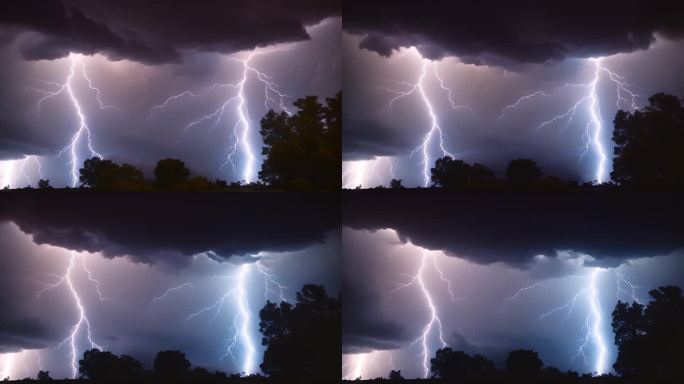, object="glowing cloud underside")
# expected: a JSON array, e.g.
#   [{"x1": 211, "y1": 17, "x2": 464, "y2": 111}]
[
  {"x1": 499, "y1": 58, "x2": 639, "y2": 183},
  {"x1": 151, "y1": 51, "x2": 291, "y2": 184}
]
